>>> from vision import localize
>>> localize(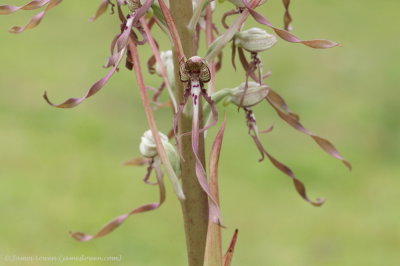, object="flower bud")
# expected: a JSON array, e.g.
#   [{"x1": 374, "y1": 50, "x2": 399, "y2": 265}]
[
  {"x1": 228, "y1": 81, "x2": 269, "y2": 107},
  {"x1": 235, "y1": 28, "x2": 277, "y2": 53},
  {"x1": 139, "y1": 130, "x2": 169, "y2": 158},
  {"x1": 139, "y1": 130, "x2": 181, "y2": 176}
]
